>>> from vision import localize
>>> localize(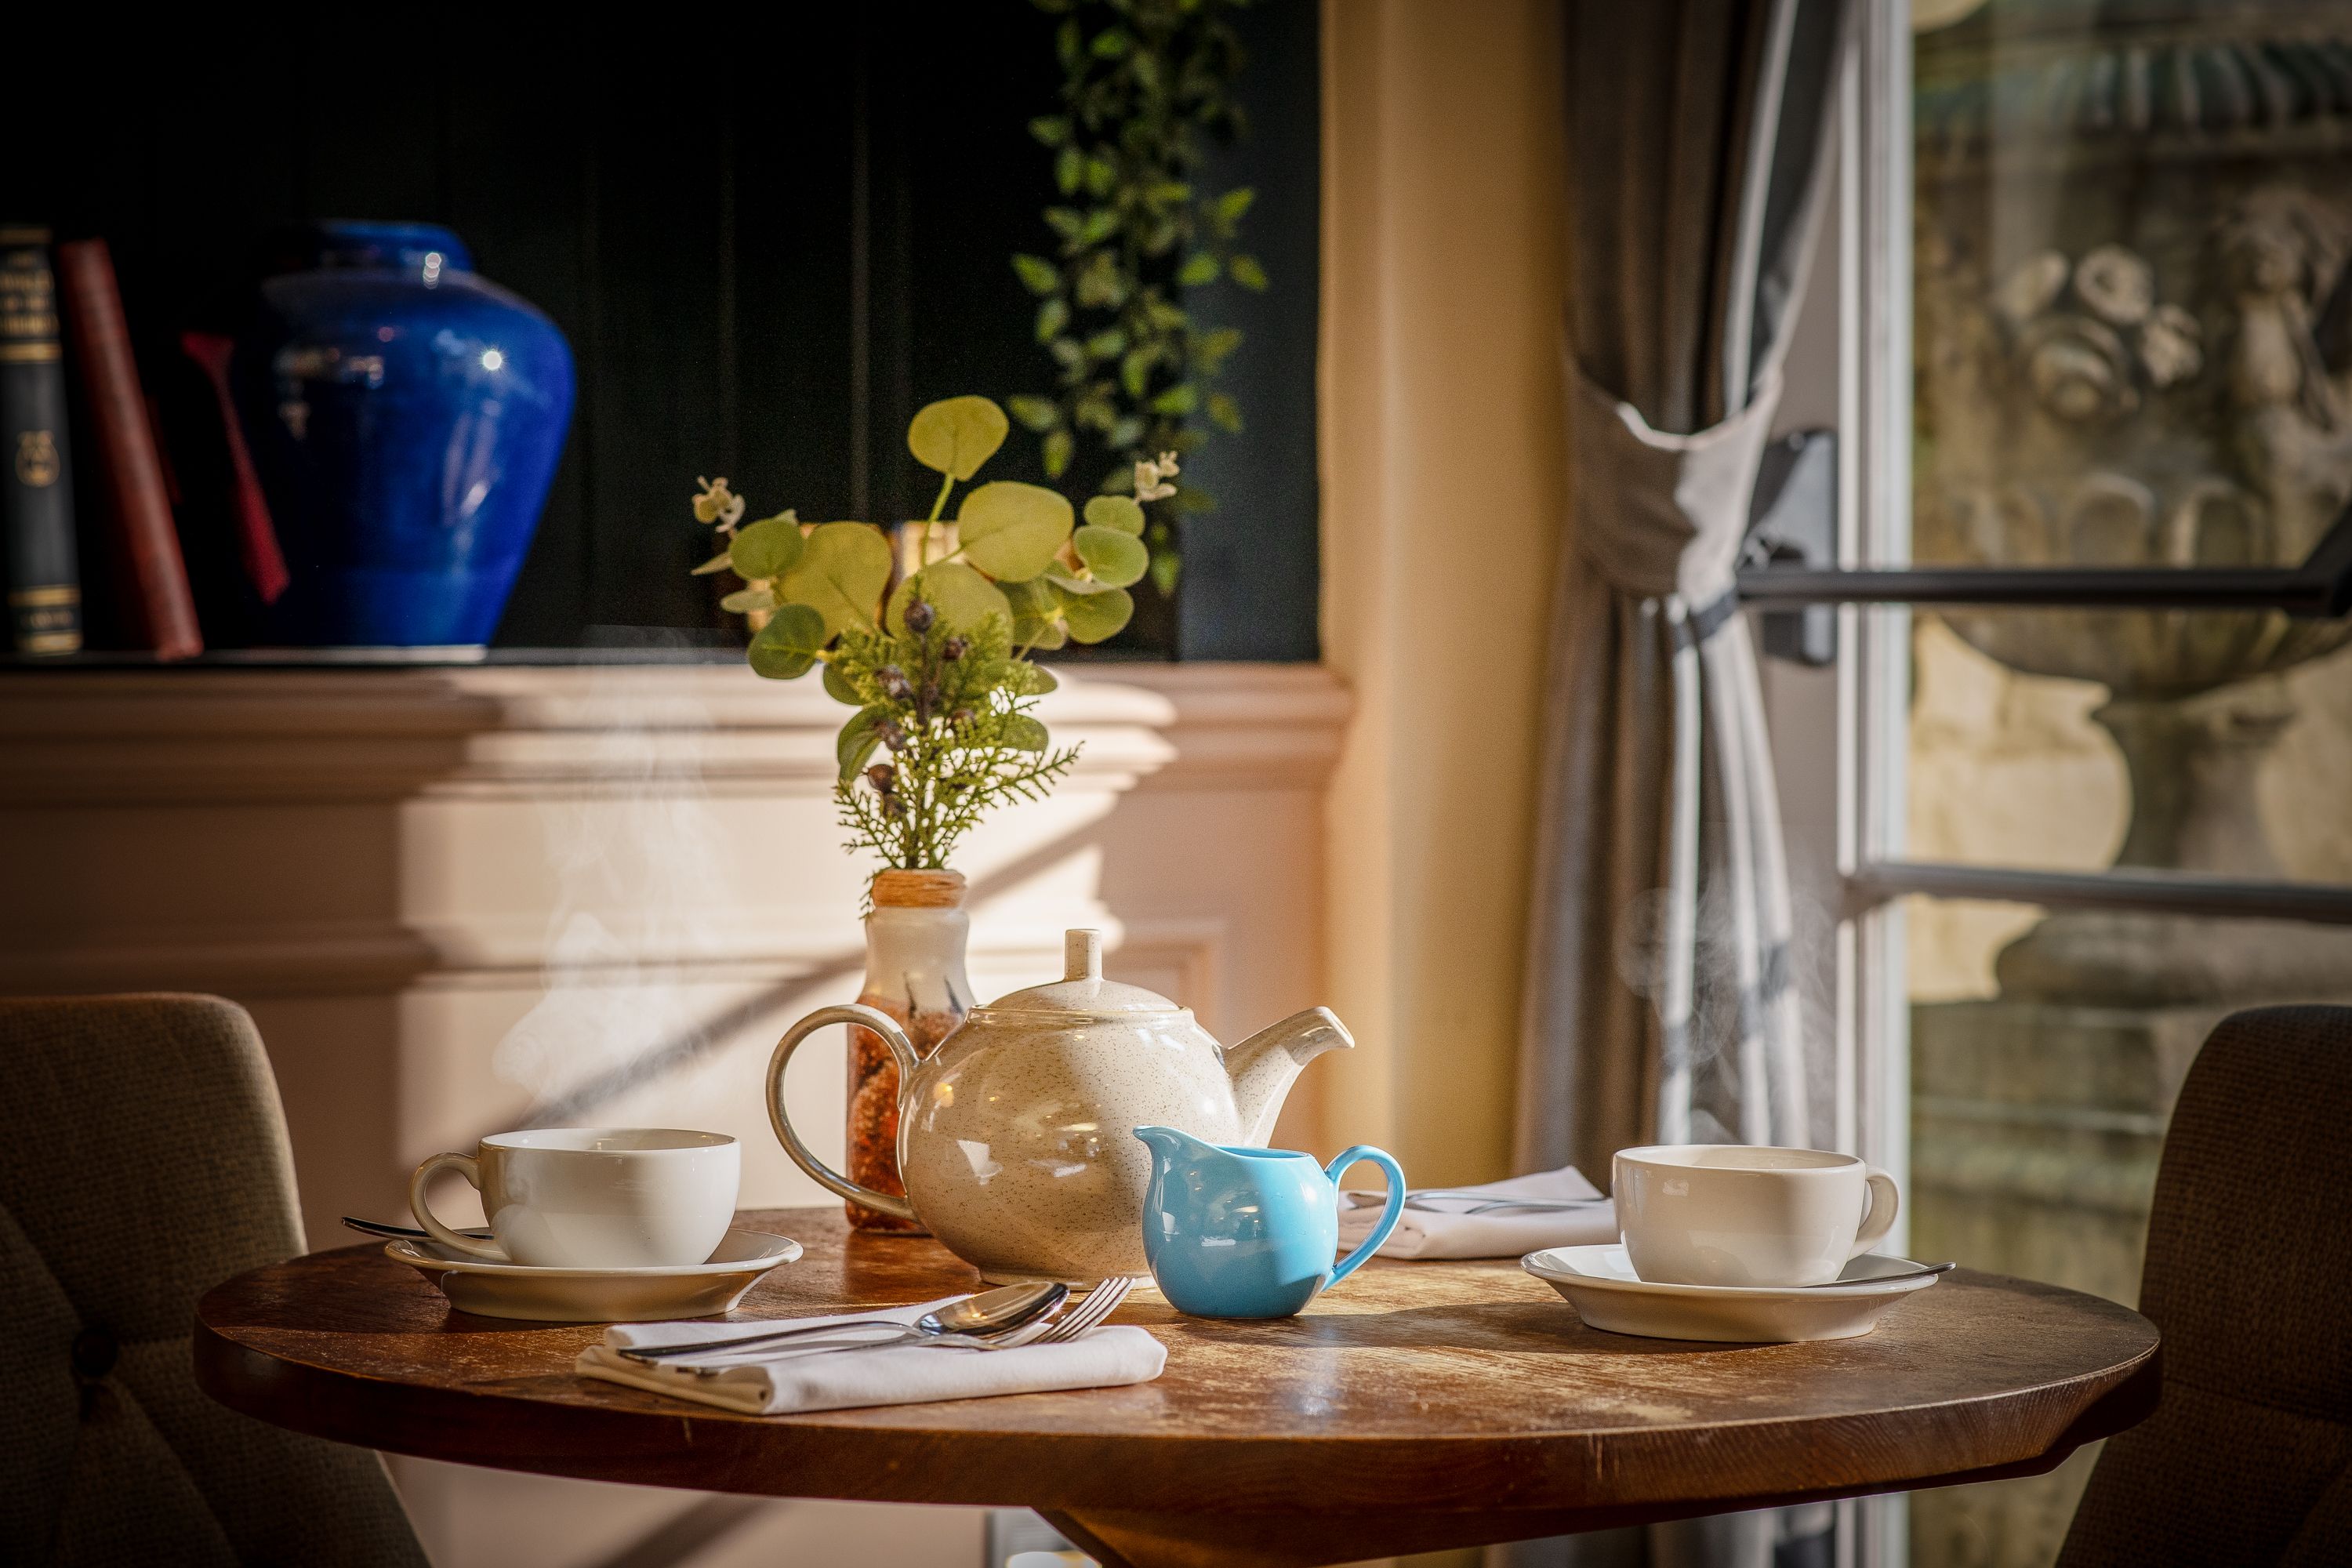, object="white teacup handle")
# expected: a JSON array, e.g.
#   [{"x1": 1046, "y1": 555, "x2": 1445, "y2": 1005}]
[
  {"x1": 408, "y1": 1152, "x2": 505, "y2": 1261},
  {"x1": 1849, "y1": 1163, "x2": 1901, "y2": 1259}
]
